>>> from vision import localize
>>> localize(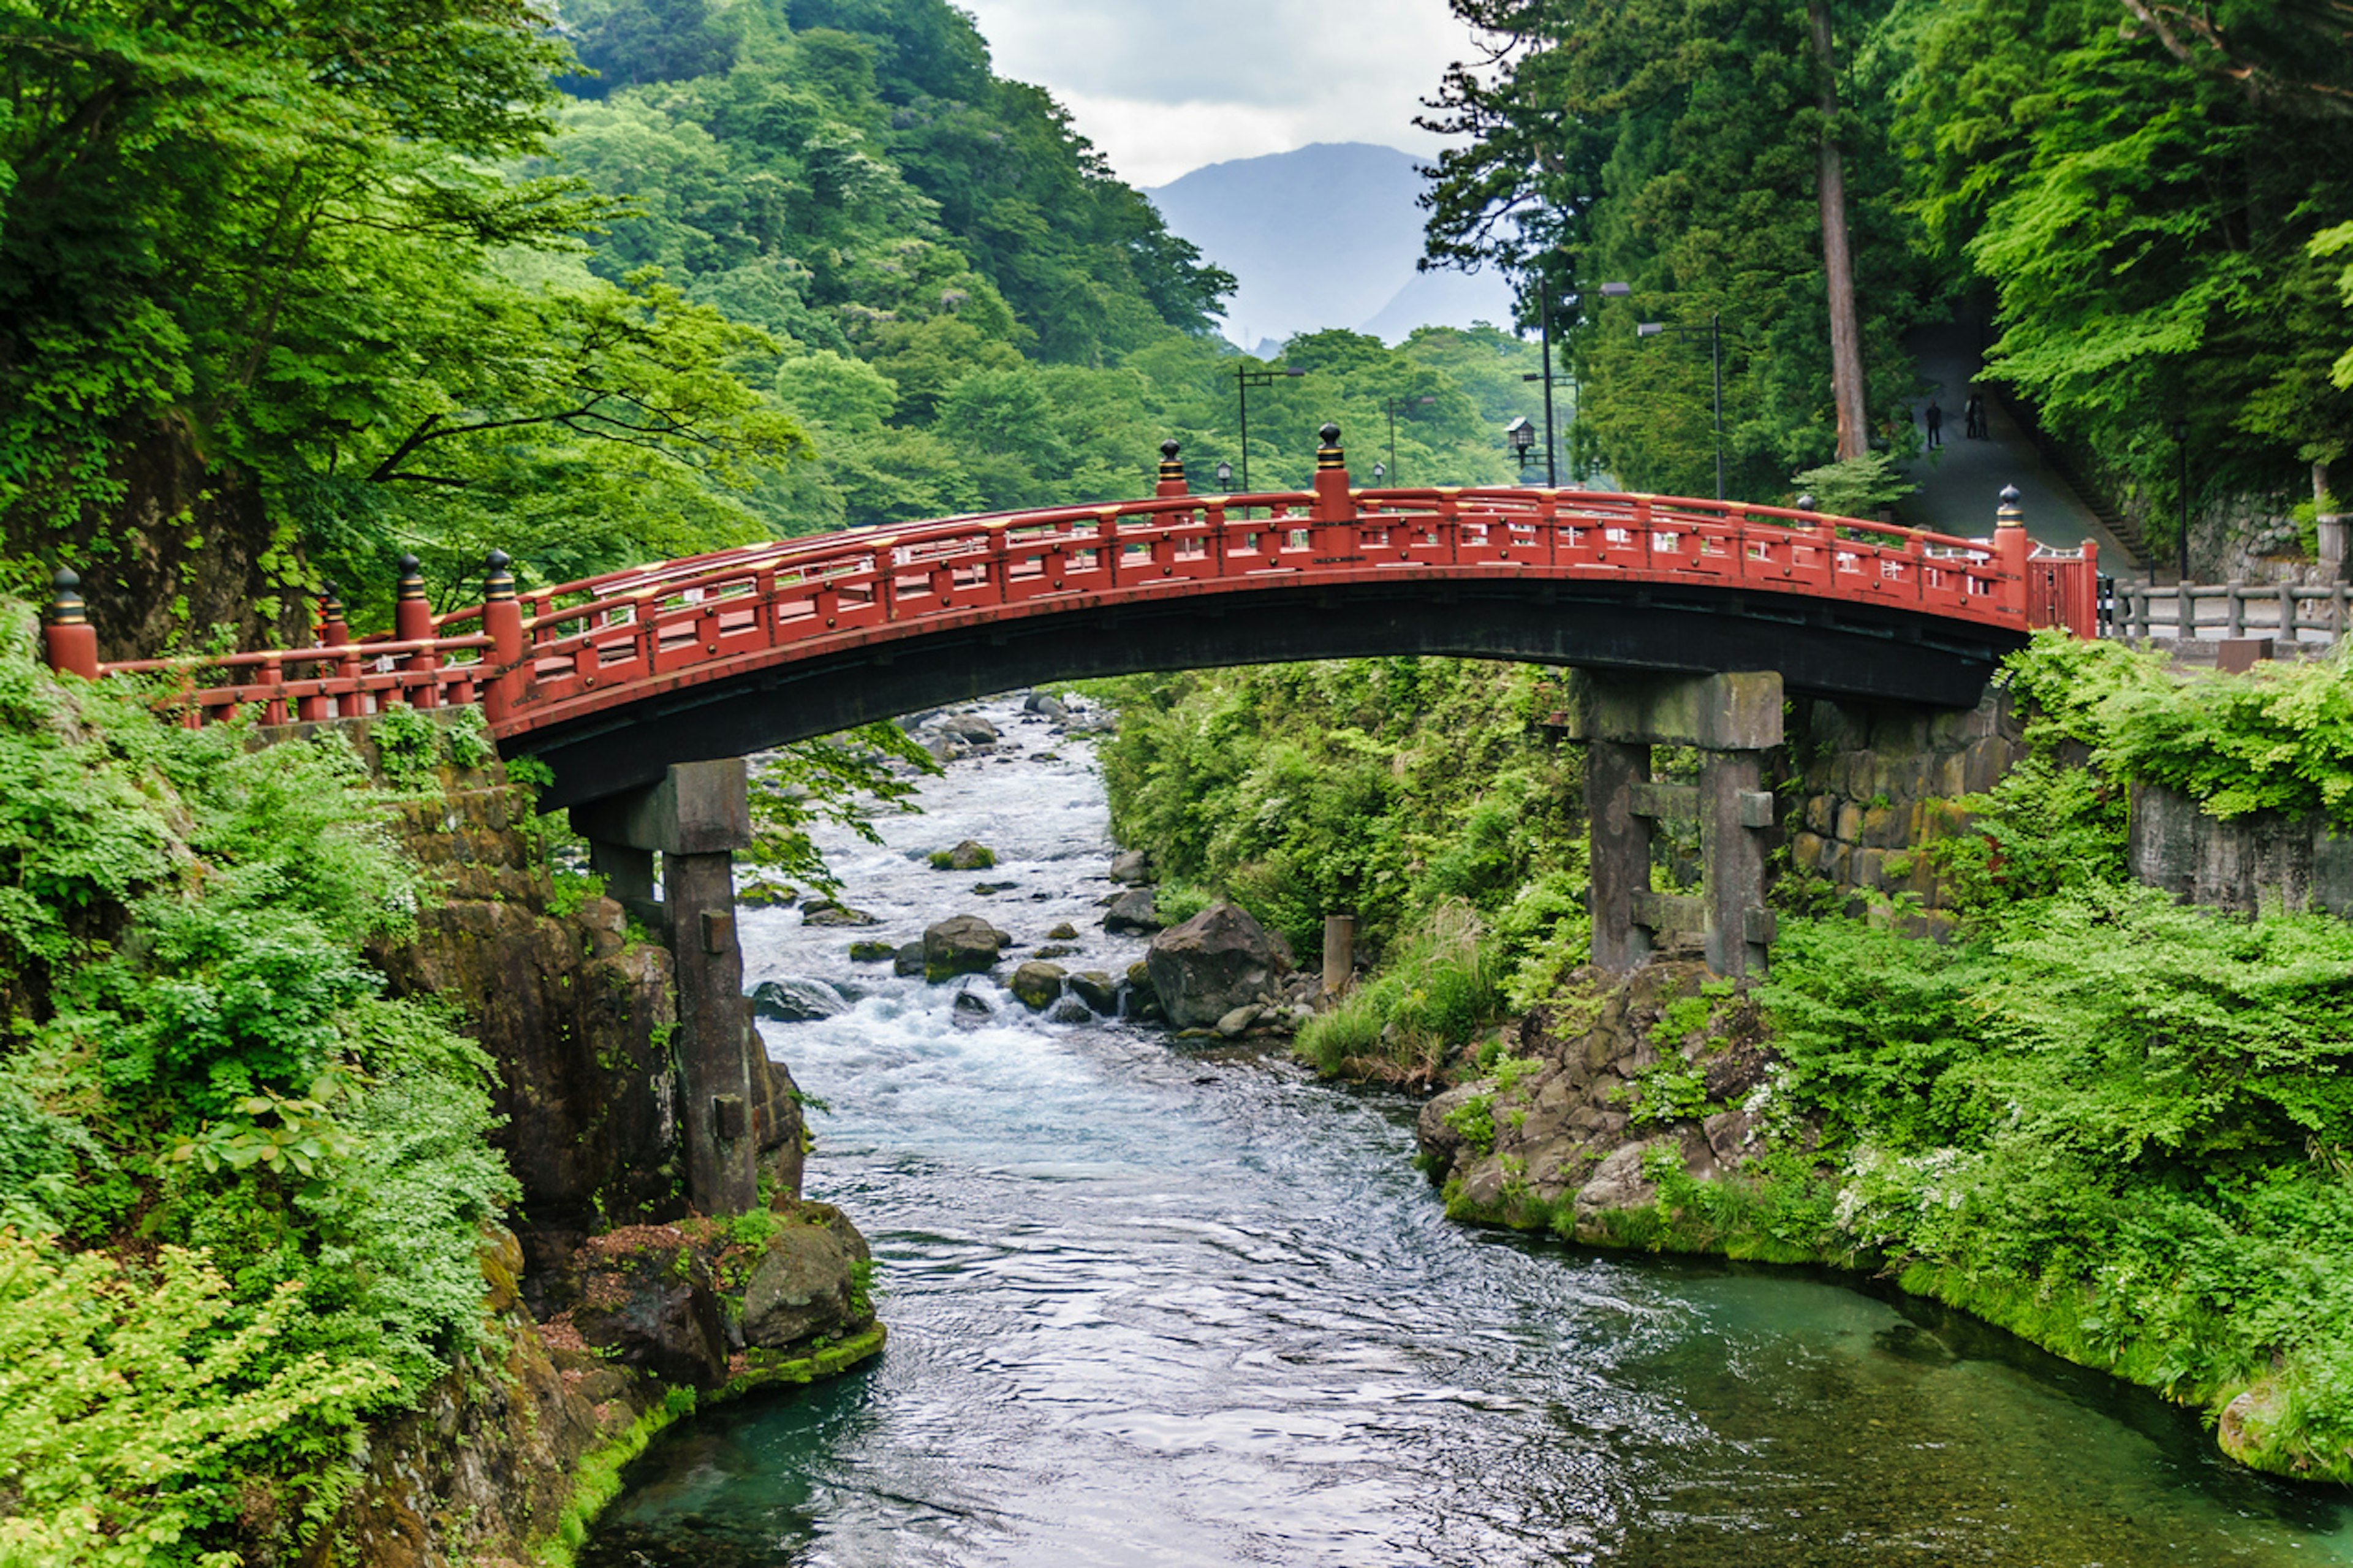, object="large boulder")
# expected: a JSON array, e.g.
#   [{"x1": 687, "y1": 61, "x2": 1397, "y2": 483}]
[
  {"x1": 1009, "y1": 961, "x2": 1067, "y2": 1011},
  {"x1": 1108, "y1": 849, "x2": 1152, "y2": 885},
  {"x1": 1068, "y1": 971, "x2": 1120, "y2": 1013},
  {"x1": 1144, "y1": 902, "x2": 1288, "y2": 1028},
  {"x1": 1102, "y1": 888, "x2": 1161, "y2": 934},
  {"x1": 938, "y1": 713, "x2": 999, "y2": 744},
  {"x1": 800, "y1": 899, "x2": 877, "y2": 928},
  {"x1": 564, "y1": 1225, "x2": 729, "y2": 1387},
  {"x1": 740, "y1": 1207, "x2": 874, "y2": 1351},
  {"x1": 923, "y1": 914, "x2": 1009, "y2": 982},
  {"x1": 750, "y1": 977, "x2": 847, "y2": 1023}
]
